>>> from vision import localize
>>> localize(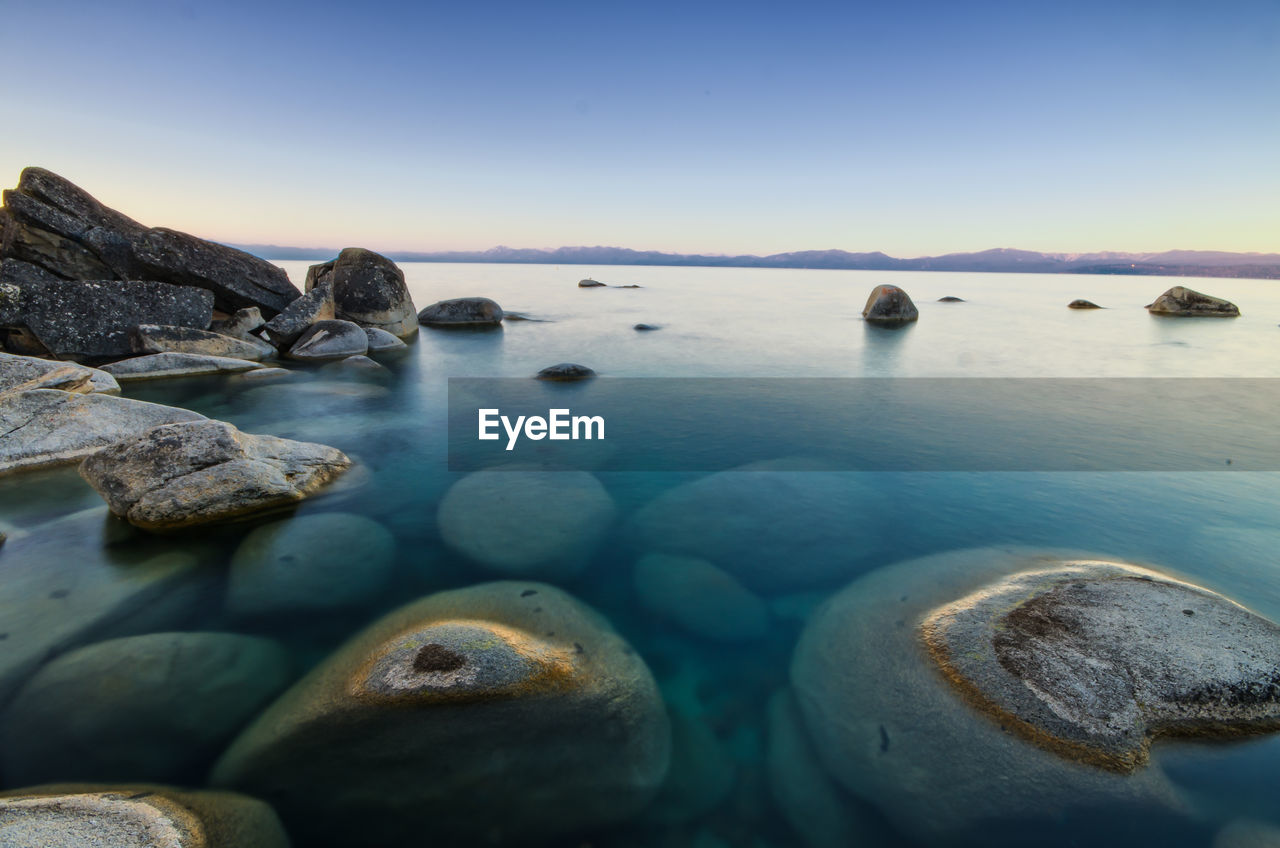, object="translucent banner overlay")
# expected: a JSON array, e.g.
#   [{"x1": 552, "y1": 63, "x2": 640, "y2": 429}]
[{"x1": 447, "y1": 378, "x2": 1280, "y2": 471}]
